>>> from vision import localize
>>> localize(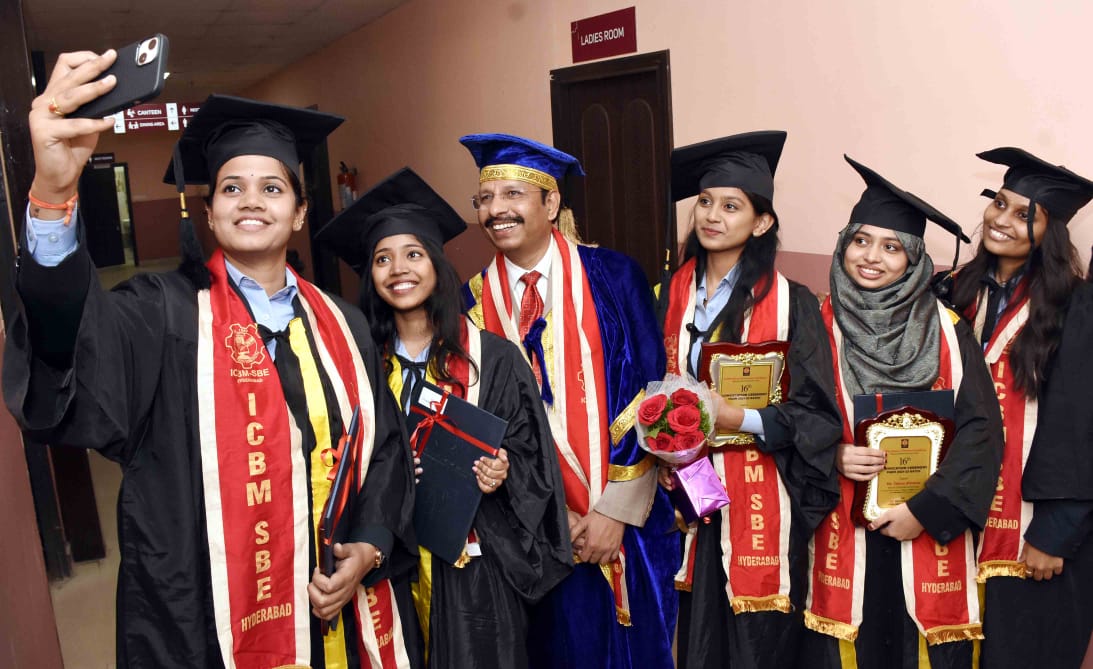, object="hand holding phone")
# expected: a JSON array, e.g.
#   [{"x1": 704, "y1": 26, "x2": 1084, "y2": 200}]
[
  {"x1": 69, "y1": 34, "x2": 169, "y2": 119},
  {"x1": 28, "y1": 51, "x2": 119, "y2": 205}
]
